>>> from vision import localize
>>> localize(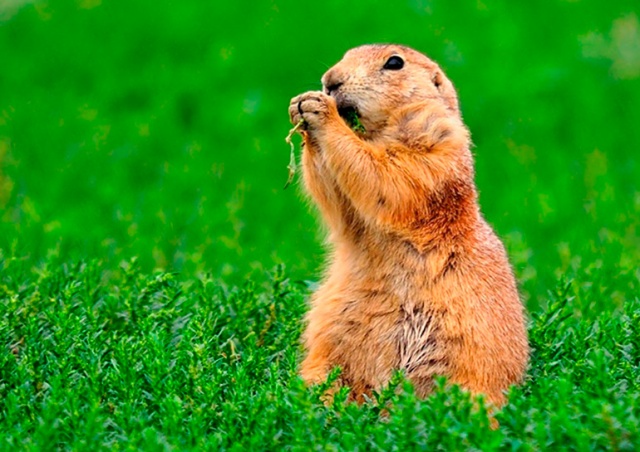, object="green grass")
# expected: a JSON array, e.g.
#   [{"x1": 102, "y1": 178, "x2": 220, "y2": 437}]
[
  {"x1": 1, "y1": 260, "x2": 640, "y2": 450},
  {"x1": 1, "y1": 0, "x2": 640, "y2": 449}
]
